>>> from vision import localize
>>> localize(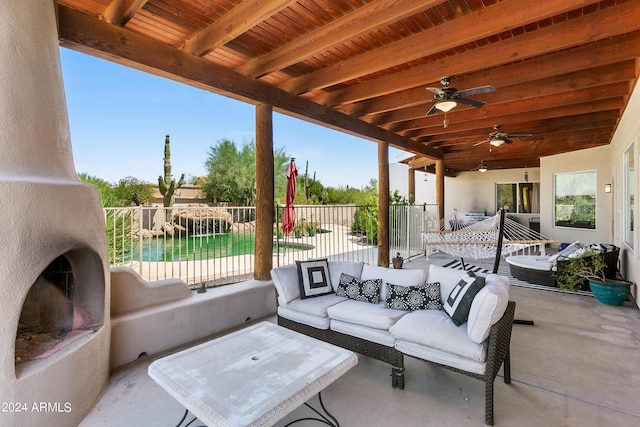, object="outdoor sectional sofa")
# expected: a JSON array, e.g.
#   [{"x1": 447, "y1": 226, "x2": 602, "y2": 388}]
[{"x1": 270, "y1": 260, "x2": 515, "y2": 425}]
